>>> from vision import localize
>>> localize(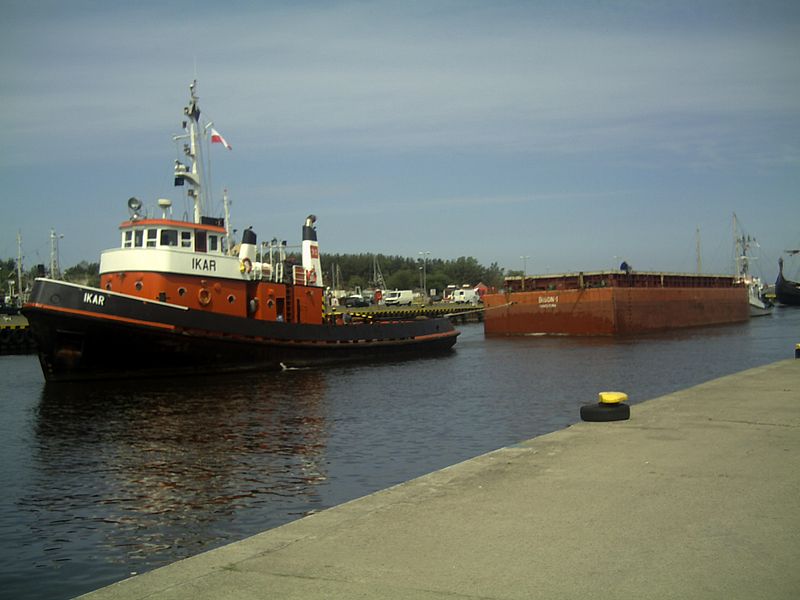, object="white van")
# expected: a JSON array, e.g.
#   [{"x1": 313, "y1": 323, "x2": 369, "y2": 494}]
[
  {"x1": 384, "y1": 289, "x2": 414, "y2": 306},
  {"x1": 452, "y1": 288, "x2": 480, "y2": 304}
]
